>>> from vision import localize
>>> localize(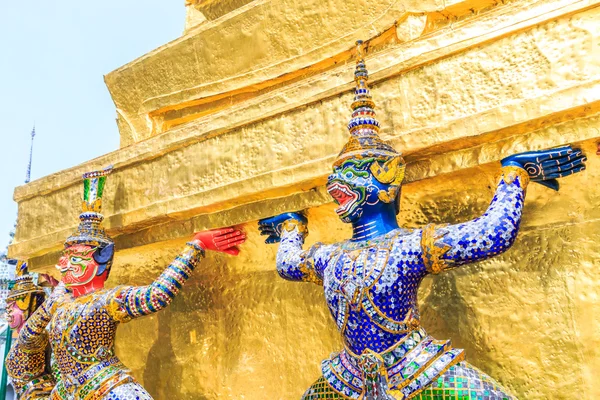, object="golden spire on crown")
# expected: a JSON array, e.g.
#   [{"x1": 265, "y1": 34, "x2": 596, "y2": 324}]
[
  {"x1": 334, "y1": 40, "x2": 406, "y2": 189},
  {"x1": 65, "y1": 165, "x2": 114, "y2": 248},
  {"x1": 334, "y1": 40, "x2": 399, "y2": 167},
  {"x1": 6, "y1": 261, "x2": 44, "y2": 311}
]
